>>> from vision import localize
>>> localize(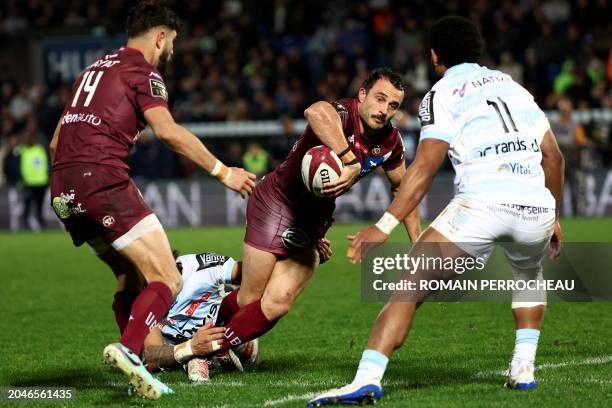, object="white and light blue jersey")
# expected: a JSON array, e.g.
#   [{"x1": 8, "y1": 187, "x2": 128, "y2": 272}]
[
  {"x1": 159, "y1": 252, "x2": 235, "y2": 343},
  {"x1": 419, "y1": 63, "x2": 555, "y2": 208}
]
